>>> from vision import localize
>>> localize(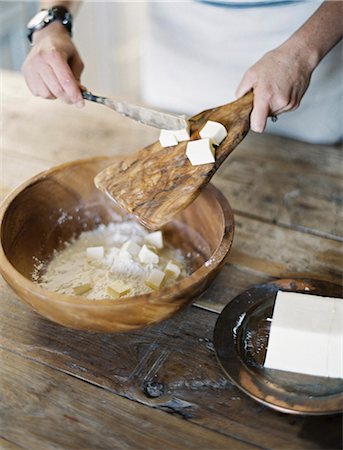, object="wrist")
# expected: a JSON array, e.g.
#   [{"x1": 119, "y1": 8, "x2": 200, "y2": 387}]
[
  {"x1": 280, "y1": 35, "x2": 320, "y2": 73},
  {"x1": 27, "y1": 5, "x2": 73, "y2": 44},
  {"x1": 31, "y1": 20, "x2": 71, "y2": 45}
]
